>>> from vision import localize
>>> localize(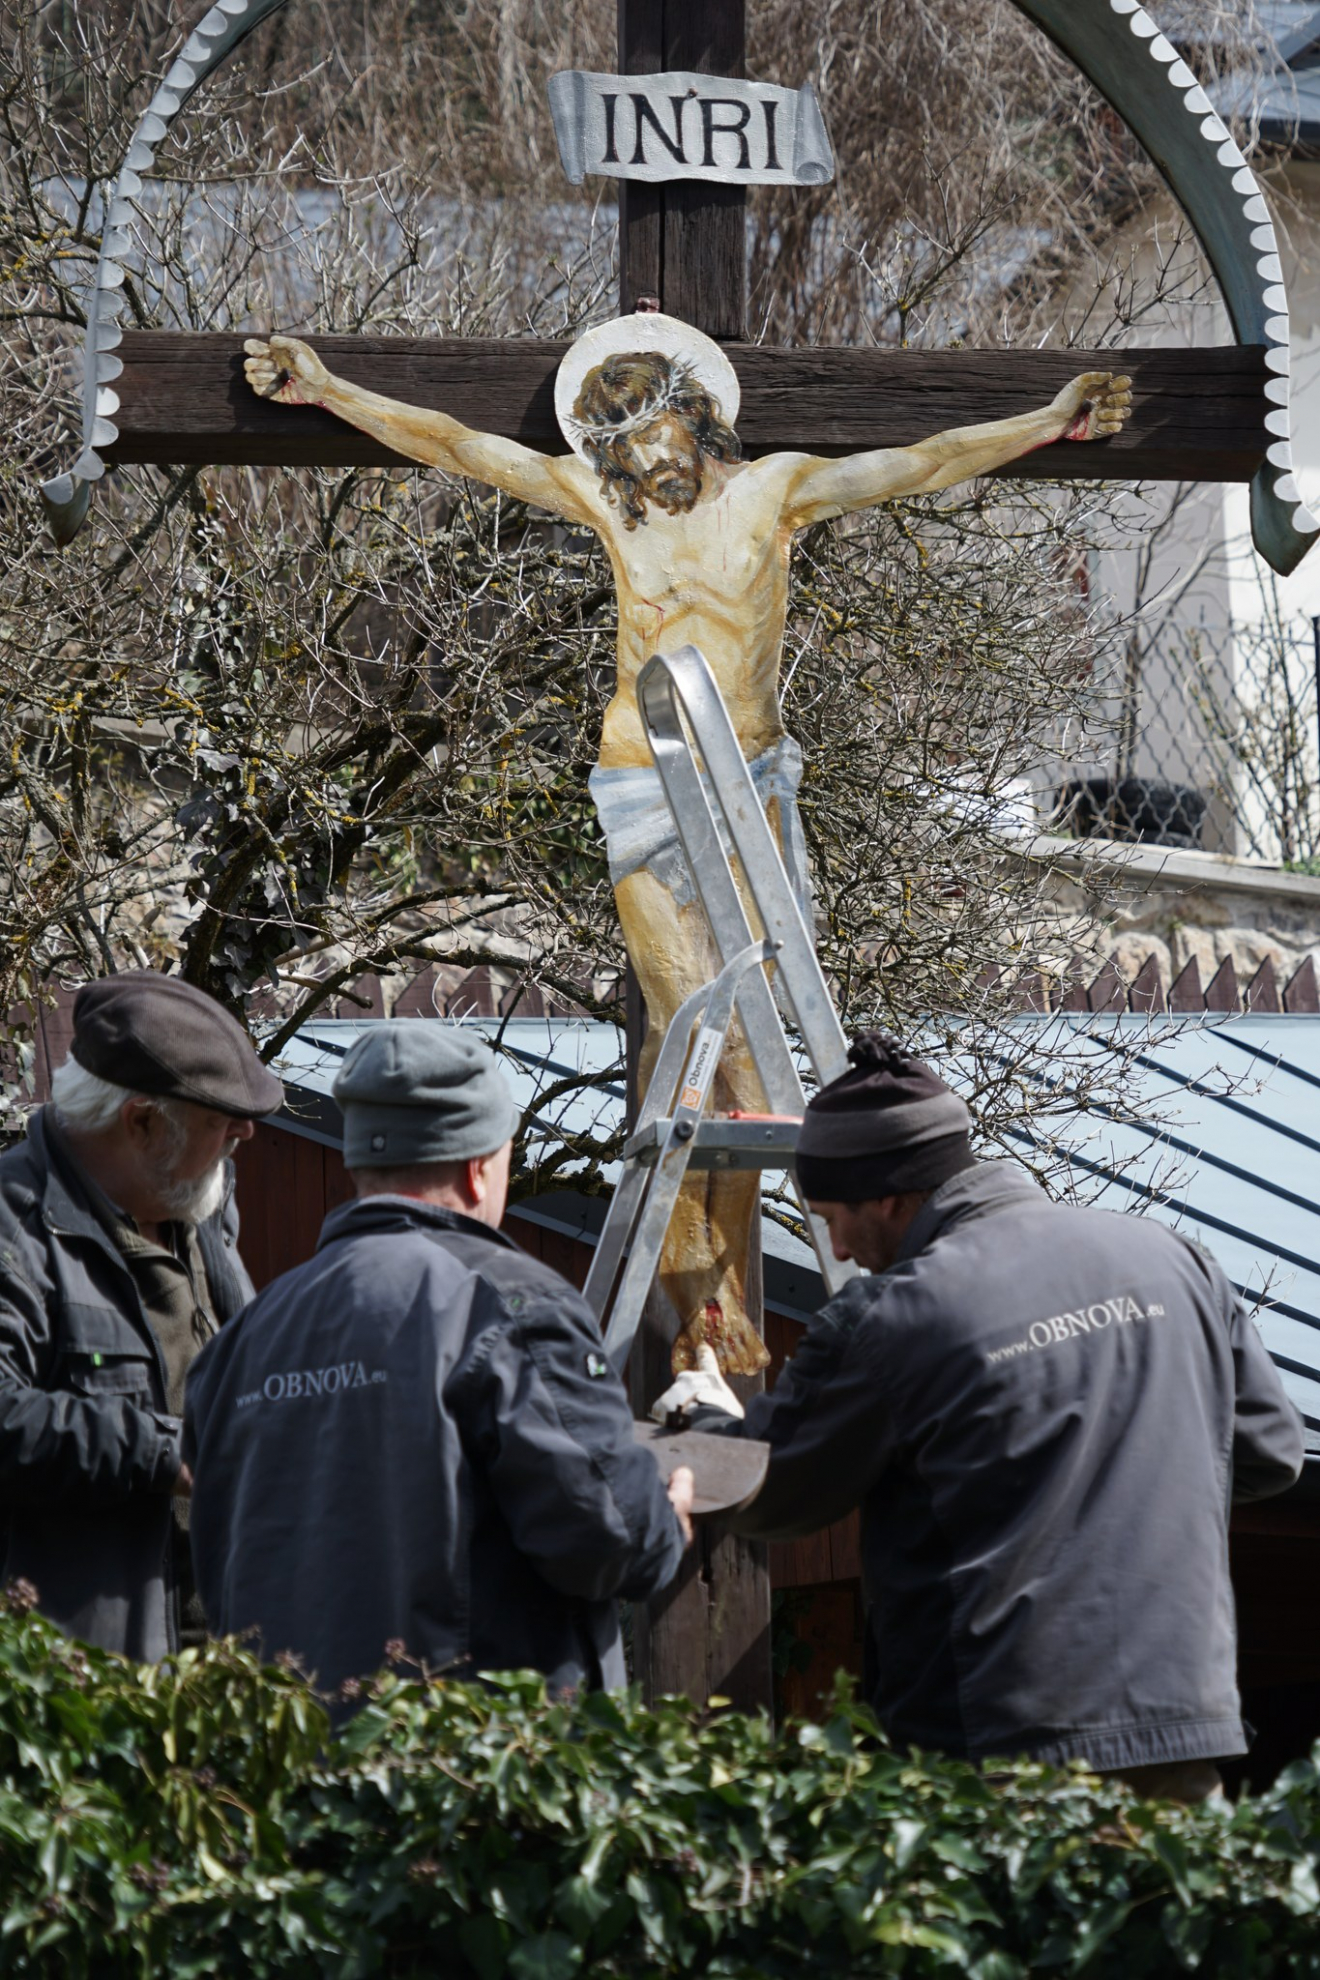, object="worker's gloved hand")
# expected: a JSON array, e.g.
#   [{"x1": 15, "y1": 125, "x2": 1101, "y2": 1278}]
[{"x1": 650, "y1": 1345, "x2": 746, "y2": 1423}]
